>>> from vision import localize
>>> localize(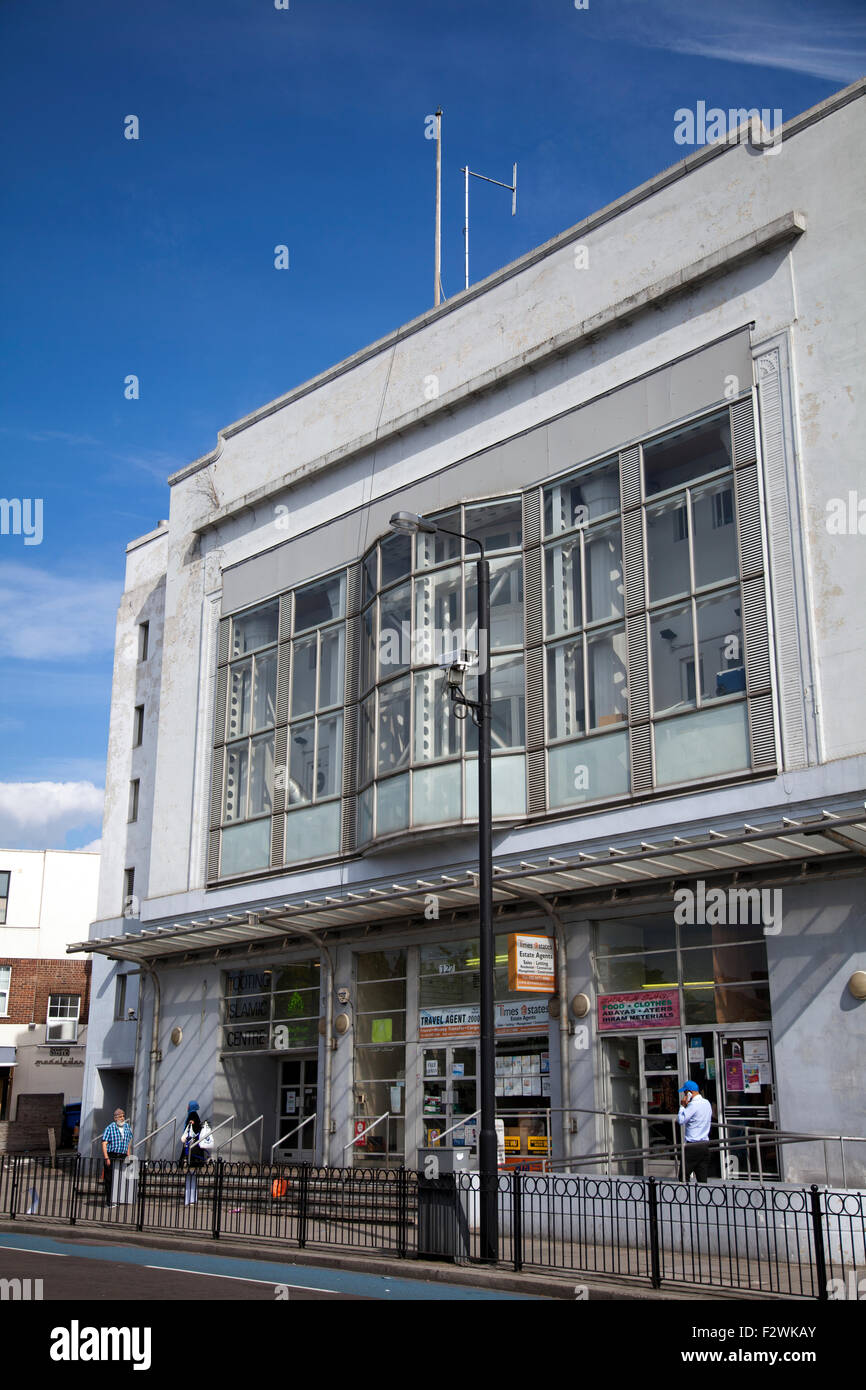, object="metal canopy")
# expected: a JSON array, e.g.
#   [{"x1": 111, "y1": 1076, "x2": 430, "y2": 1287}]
[{"x1": 69, "y1": 806, "x2": 866, "y2": 964}]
